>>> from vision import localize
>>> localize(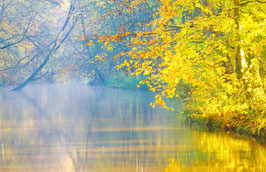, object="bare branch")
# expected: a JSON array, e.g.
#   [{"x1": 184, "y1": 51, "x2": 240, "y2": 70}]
[{"x1": 0, "y1": 17, "x2": 33, "y2": 49}]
